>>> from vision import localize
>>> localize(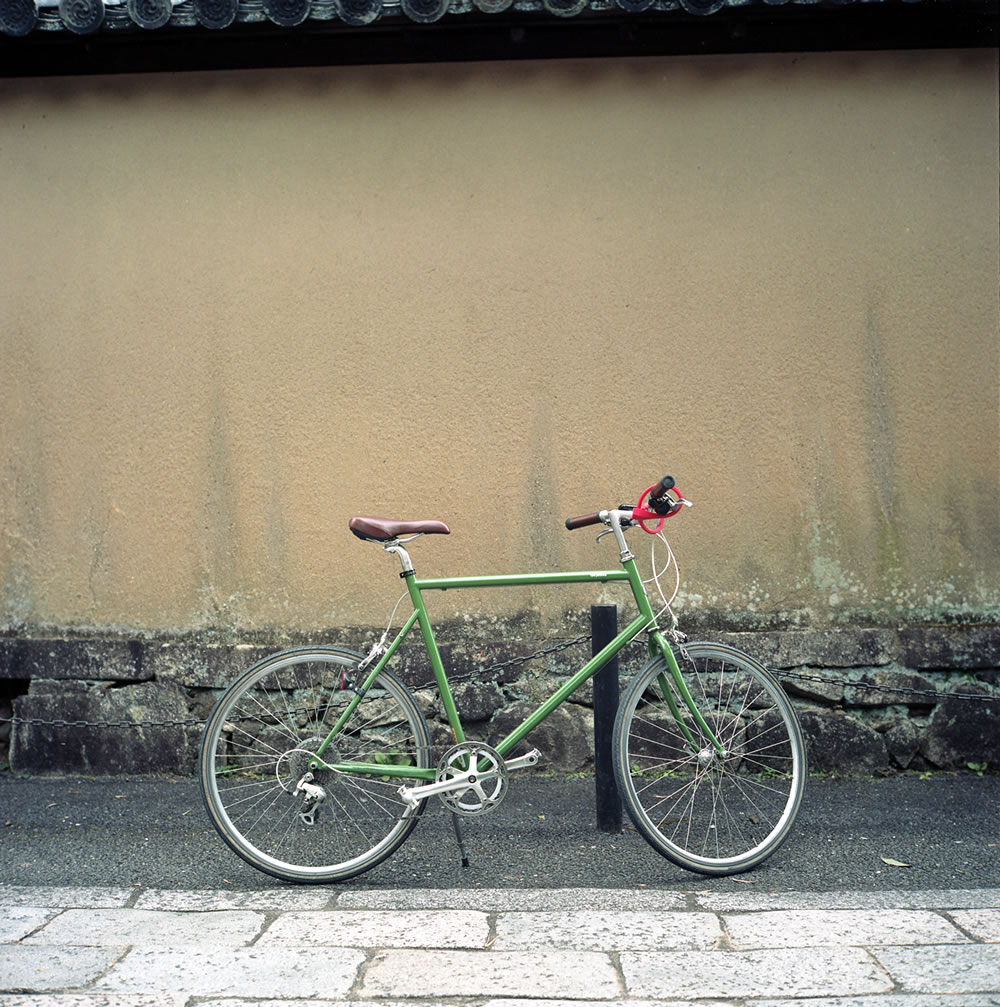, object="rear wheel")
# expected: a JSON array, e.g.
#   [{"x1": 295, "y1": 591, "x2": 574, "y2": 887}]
[
  {"x1": 613, "y1": 642, "x2": 805, "y2": 875},
  {"x1": 199, "y1": 646, "x2": 432, "y2": 883}
]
